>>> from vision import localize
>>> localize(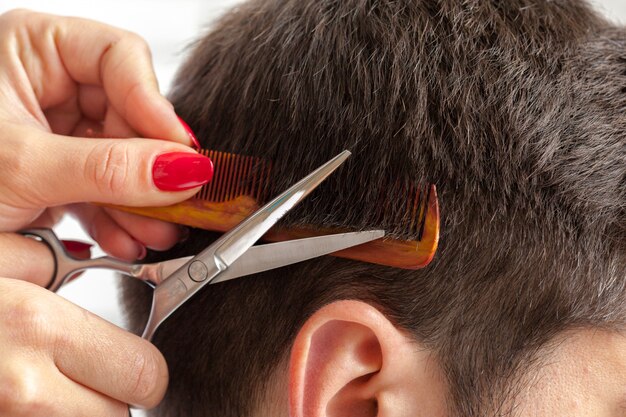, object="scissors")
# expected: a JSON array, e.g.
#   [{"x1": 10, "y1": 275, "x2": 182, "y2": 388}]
[{"x1": 20, "y1": 150, "x2": 385, "y2": 341}]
